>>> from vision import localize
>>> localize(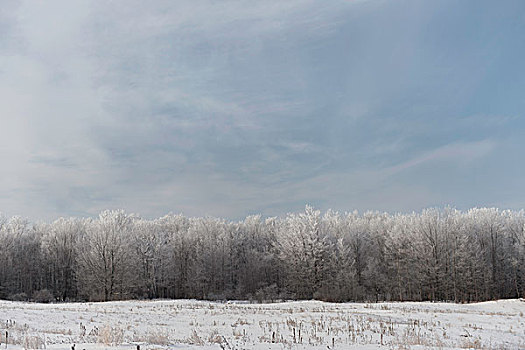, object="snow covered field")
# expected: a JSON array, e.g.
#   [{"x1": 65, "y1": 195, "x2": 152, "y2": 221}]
[{"x1": 0, "y1": 299, "x2": 524, "y2": 349}]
